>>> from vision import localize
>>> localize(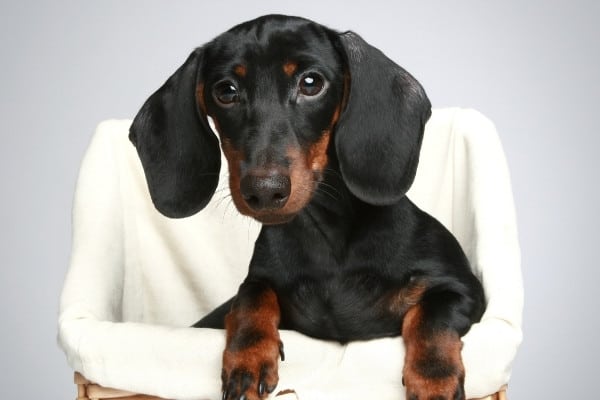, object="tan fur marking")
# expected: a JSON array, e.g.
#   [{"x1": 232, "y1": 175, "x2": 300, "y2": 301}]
[
  {"x1": 221, "y1": 138, "x2": 314, "y2": 223},
  {"x1": 283, "y1": 145, "x2": 317, "y2": 215},
  {"x1": 196, "y1": 83, "x2": 207, "y2": 114},
  {"x1": 221, "y1": 138, "x2": 250, "y2": 215},
  {"x1": 402, "y1": 305, "x2": 465, "y2": 399},
  {"x1": 225, "y1": 288, "x2": 281, "y2": 340},
  {"x1": 385, "y1": 281, "x2": 428, "y2": 315},
  {"x1": 223, "y1": 287, "x2": 281, "y2": 399},
  {"x1": 283, "y1": 61, "x2": 298, "y2": 77},
  {"x1": 219, "y1": 102, "x2": 345, "y2": 224},
  {"x1": 308, "y1": 130, "x2": 331, "y2": 172},
  {"x1": 330, "y1": 106, "x2": 341, "y2": 128},
  {"x1": 234, "y1": 64, "x2": 247, "y2": 78}
]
